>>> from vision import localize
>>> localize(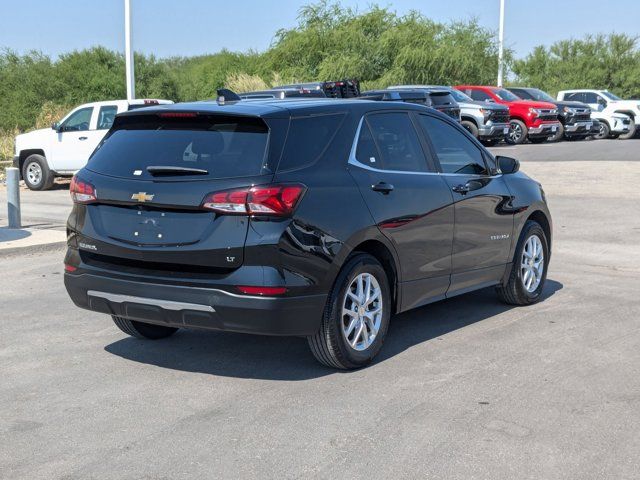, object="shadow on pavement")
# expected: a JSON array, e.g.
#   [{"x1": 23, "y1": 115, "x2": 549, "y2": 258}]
[
  {"x1": 105, "y1": 279, "x2": 563, "y2": 381},
  {"x1": 0, "y1": 227, "x2": 31, "y2": 243}
]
